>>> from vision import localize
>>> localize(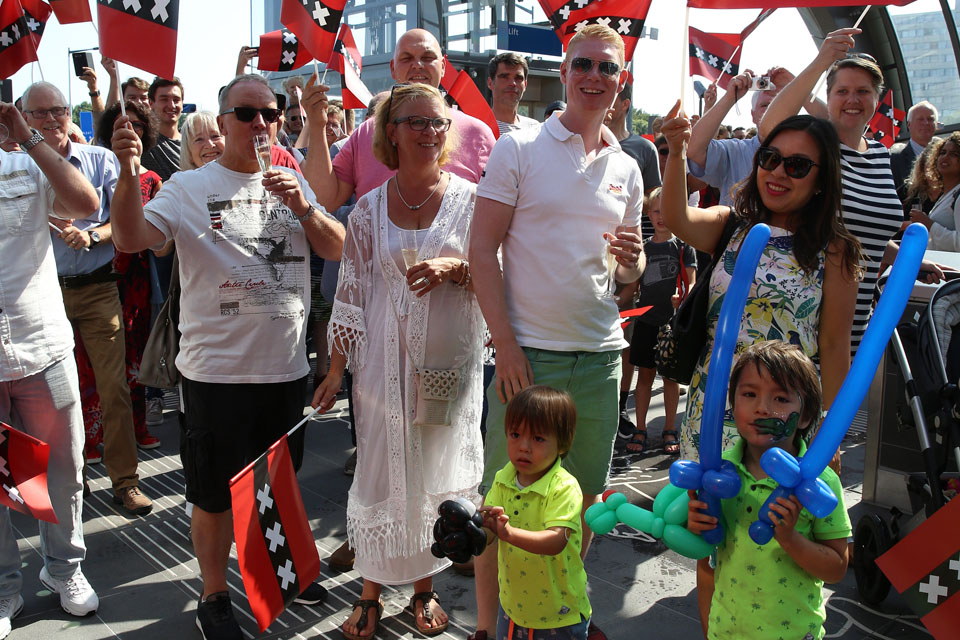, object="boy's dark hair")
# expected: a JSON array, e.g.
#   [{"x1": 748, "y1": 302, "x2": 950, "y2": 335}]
[
  {"x1": 148, "y1": 76, "x2": 184, "y2": 102},
  {"x1": 504, "y1": 385, "x2": 577, "y2": 457},
  {"x1": 728, "y1": 341, "x2": 822, "y2": 439},
  {"x1": 96, "y1": 100, "x2": 159, "y2": 152}
]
